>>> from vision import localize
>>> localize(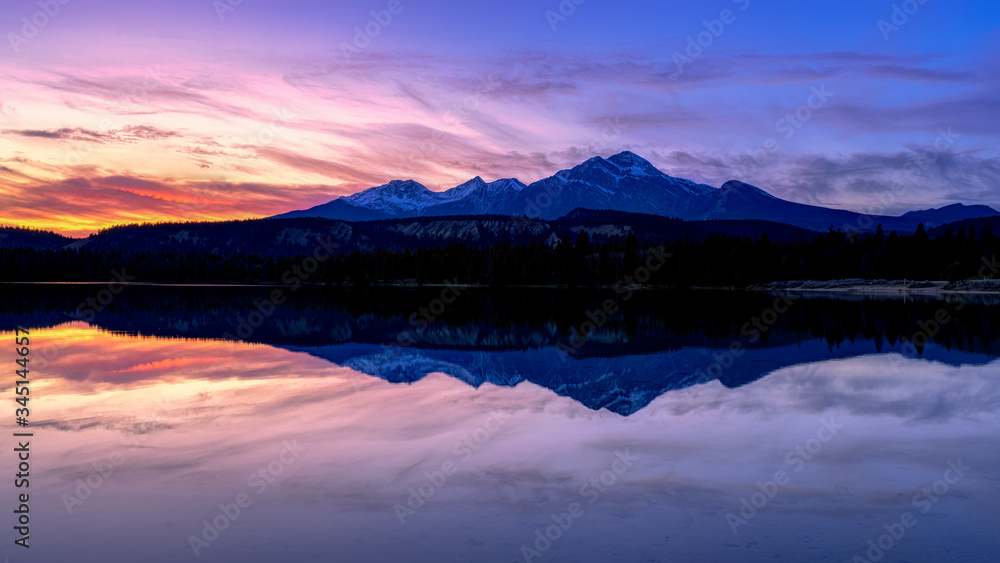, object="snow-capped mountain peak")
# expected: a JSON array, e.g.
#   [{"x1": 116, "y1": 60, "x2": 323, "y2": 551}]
[
  {"x1": 273, "y1": 151, "x2": 999, "y2": 232},
  {"x1": 343, "y1": 180, "x2": 439, "y2": 214},
  {"x1": 443, "y1": 177, "x2": 489, "y2": 200},
  {"x1": 606, "y1": 150, "x2": 663, "y2": 178},
  {"x1": 488, "y1": 178, "x2": 527, "y2": 193}
]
